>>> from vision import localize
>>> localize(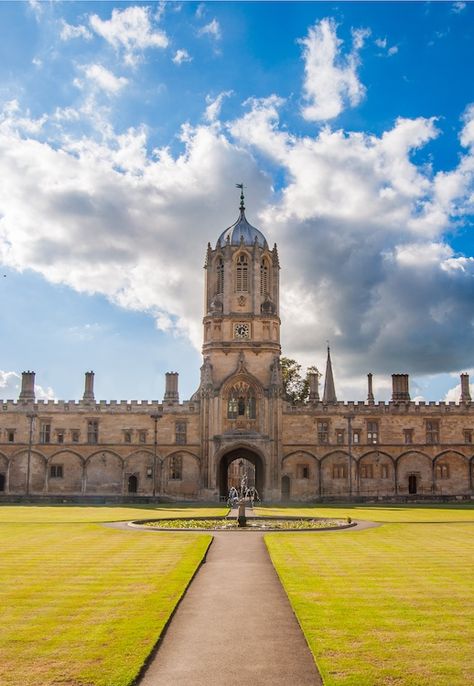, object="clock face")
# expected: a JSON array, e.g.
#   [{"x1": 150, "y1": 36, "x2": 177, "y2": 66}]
[{"x1": 234, "y1": 323, "x2": 250, "y2": 339}]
